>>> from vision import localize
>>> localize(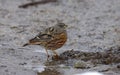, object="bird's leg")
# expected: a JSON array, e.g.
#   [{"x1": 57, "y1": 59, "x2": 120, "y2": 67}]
[
  {"x1": 45, "y1": 48, "x2": 50, "y2": 58},
  {"x1": 52, "y1": 50, "x2": 59, "y2": 59}
]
